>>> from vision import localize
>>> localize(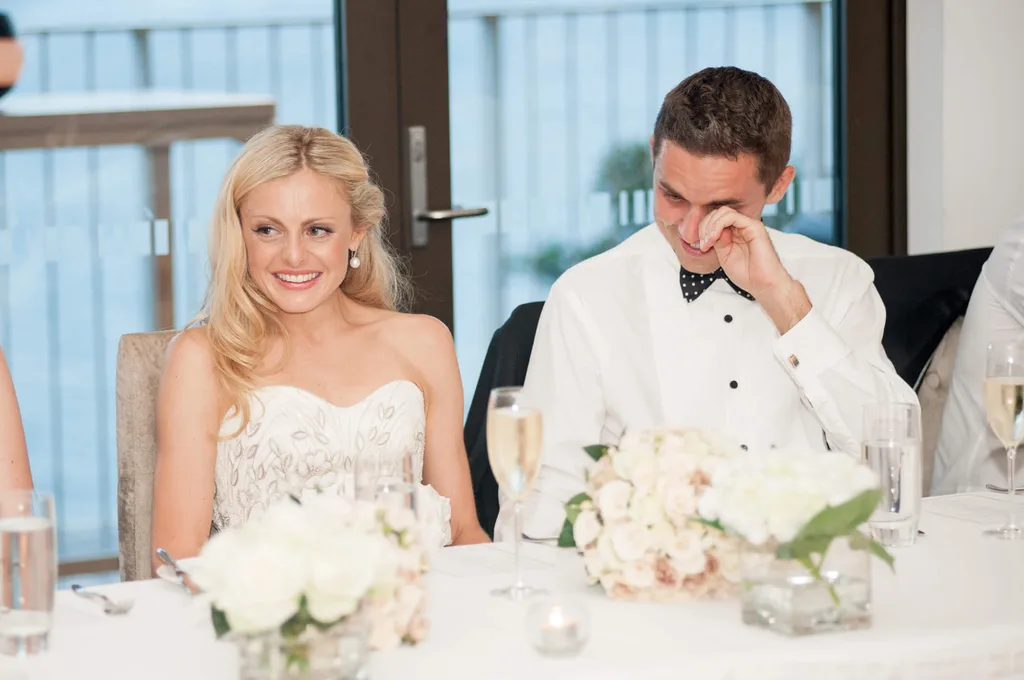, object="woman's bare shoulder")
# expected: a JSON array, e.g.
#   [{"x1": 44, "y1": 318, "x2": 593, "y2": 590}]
[
  {"x1": 379, "y1": 312, "x2": 454, "y2": 358},
  {"x1": 162, "y1": 326, "x2": 217, "y2": 387}
]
